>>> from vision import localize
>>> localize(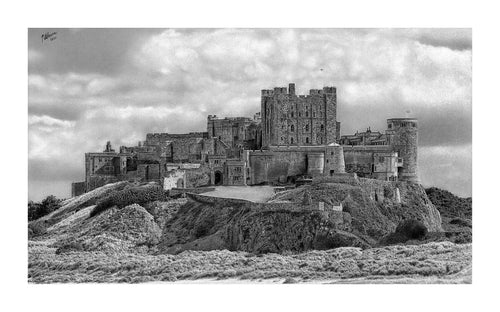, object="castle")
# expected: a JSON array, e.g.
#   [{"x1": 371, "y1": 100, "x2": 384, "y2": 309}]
[{"x1": 71, "y1": 83, "x2": 418, "y2": 196}]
